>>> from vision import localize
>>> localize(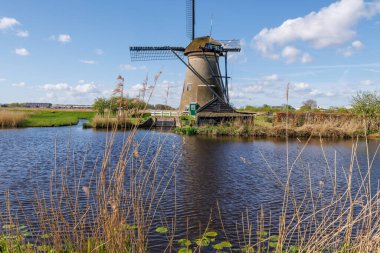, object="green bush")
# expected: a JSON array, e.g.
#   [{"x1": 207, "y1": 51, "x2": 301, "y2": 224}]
[{"x1": 174, "y1": 126, "x2": 197, "y2": 135}]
